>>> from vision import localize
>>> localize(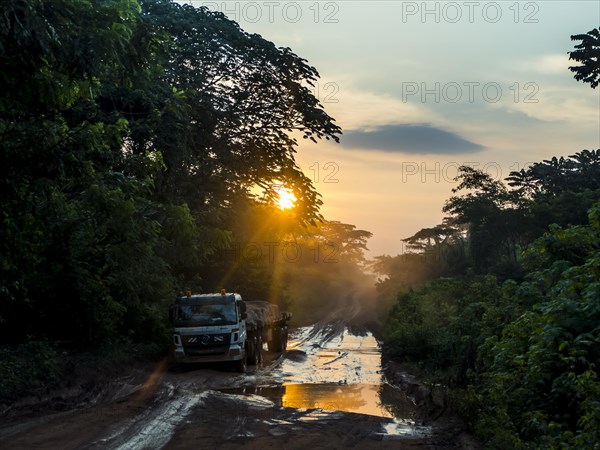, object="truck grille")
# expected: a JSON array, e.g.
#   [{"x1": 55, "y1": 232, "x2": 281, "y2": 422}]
[
  {"x1": 185, "y1": 345, "x2": 230, "y2": 356},
  {"x1": 183, "y1": 333, "x2": 230, "y2": 347}
]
